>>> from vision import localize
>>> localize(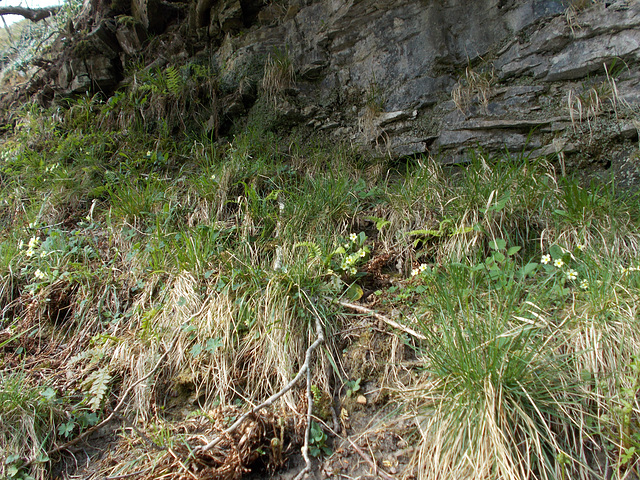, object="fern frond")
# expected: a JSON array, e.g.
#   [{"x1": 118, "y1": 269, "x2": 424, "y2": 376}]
[
  {"x1": 69, "y1": 348, "x2": 104, "y2": 366},
  {"x1": 165, "y1": 65, "x2": 182, "y2": 96},
  {"x1": 294, "y1": 241, "x2": 323, "y2": 261},
  {"x1": 82, "y1": 367, "x2": 112, "y2": 411}
]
